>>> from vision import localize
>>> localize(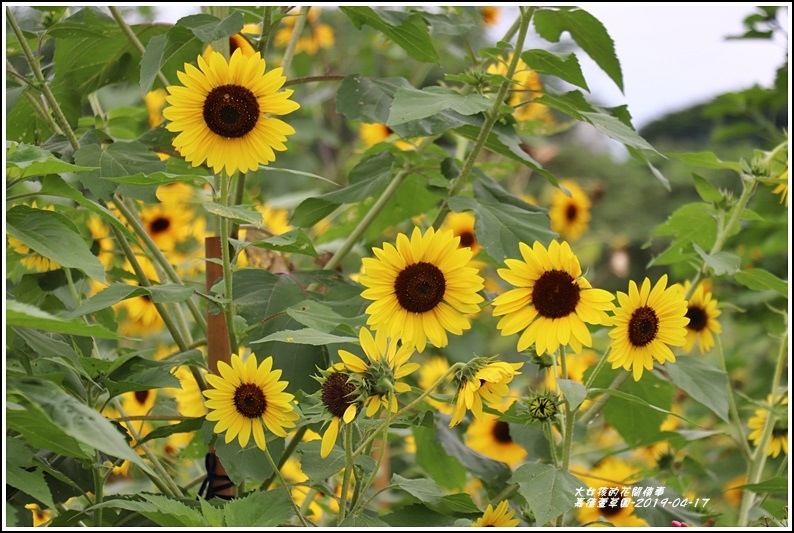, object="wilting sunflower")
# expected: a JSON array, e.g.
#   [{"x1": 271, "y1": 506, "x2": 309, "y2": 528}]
[
  {"x1": 680, "y1": 280, "x2": 722, "y2": 354},
  {"x1": 359, "y1": 227, "x2": 485, "y2": 353},
  {"x1": 747, "y1": 393, "x2": 788, "y2": 458},
  {"x1": 450, "y1": 358, "x2": 523, "y2": 427},
  {"x1": 574, "y1": 457, "x2": 647, "y2": 527},
  {"x1": 607, "y1": 275, "x2": 689, "y2": 382},
  {"x1": 336, "y1": 327, "x2": 419, "y2": 417},
  {"x1": 472, "y1": 500, "x2": 520, "y2": 527},
  {"x1": 163, "y1": 48, "x2": 300, "y2": 175},
  {"x1": 492, "y1": 240, "x2": 615, "y2": 356},
  {"x1": 203, "y1": 353, "x2": 298, "y2": 451},
  {"x1": 465, "y1": 398, "x2": 527, "y2": 467},
  {"x1": 317, "y1": 370, "x2": 360, "y2": 458},
  {"x1": 25, "y1": 504, "x2": 52, "y2": 527},
  {"x1": 549, "y1": 180, "x2": 592, "y2": 242}
]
